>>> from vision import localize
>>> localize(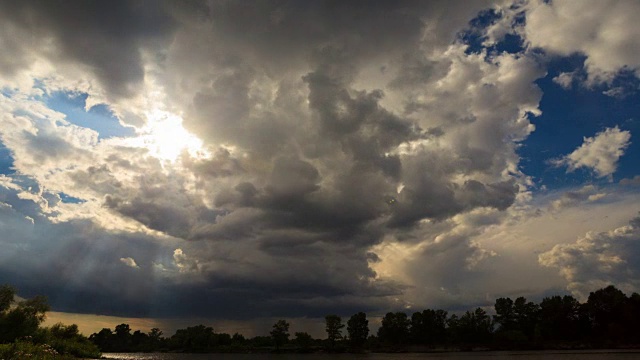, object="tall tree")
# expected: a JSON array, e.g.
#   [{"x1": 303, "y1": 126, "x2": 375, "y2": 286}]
[
  {"x1": 270, "y1": 319, "x2": 290, "y2": 350},
  {"x1": 147, "y1": 327, "x2": 163, "y2": 349},
  {"x1": 494, "y1": 297, "x2": 516, "y2": 332},
  {"x1": 347, "y1": 312, "x2": 369, "y2": 348},
  {"x1": 377, "y1": 312, "x2": 410, "y2": 347},
  {"x1": 0, "y1": 285, "x2": 13, "y2": 312},
  {"x1": 587, "y1": 285, "x2": 627, "y2": 343},
  {"x1": 539, "y1": 295, "x2": 581, "y2": 342},
  {"x1": 89, "y1": 328, "x2": 114, "y2": 351},
  {"x1": 513, "y1": 297, "x2": 540, "y2": 341},
  {"x1": 449, "y1": 308, "x2": 493, "y2": 346},
  {"x1": 410, "y1": 309, "x2": 447, "y2": 346},
  {"x1": 113, "y1": 323, "x2": 132, "y2": 351},
  {"x1": 325, "y1": 314, "x2": 344, "y2": 348}
]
